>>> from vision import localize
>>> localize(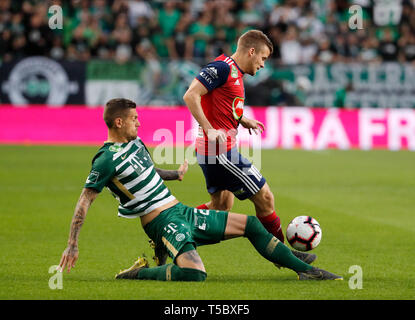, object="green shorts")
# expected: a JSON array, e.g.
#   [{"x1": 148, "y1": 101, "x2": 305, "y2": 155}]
[{"x1": 143, "y1": 202, "x2": 228, "y2": 262}]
